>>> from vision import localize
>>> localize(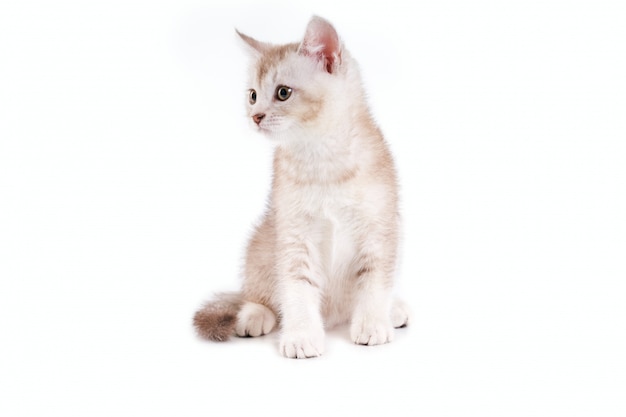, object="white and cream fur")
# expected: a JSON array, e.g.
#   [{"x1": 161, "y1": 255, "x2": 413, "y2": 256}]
[{"x1": 194, "y1": 16, "x2": 409, "y2": 358}]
